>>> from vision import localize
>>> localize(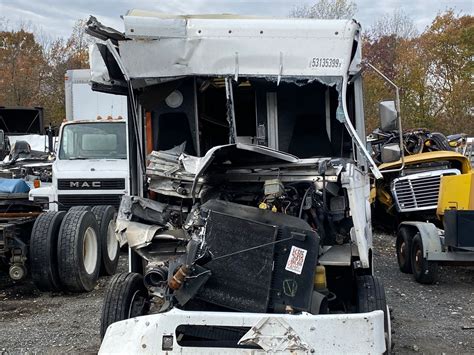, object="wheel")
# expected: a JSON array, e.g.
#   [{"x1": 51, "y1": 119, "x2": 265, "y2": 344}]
[
  {"x1": 100, "y1": 272, "x2": 150, "y2": 338},
  {"x1": 411, "y1": 233, "x2": 438, "y2": 284},
  {"x1": 68, "y1": 206, "x2": 91, "y2": 212},
  {"x1": 357, "y1": 275, "x2": 391, "y2": 354},
  {"x1": 396, "y1": 228, "x2": 413, "y2": 274},
  {"x1": 57, "y1": 211, "x2": 101, "y2": 292},
  {"x1": 30, "y1": 211, "x2": 66, "y2": 291},
  {"x1": 91, "y1": 206, "x2": 119, "y2": 276}
]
